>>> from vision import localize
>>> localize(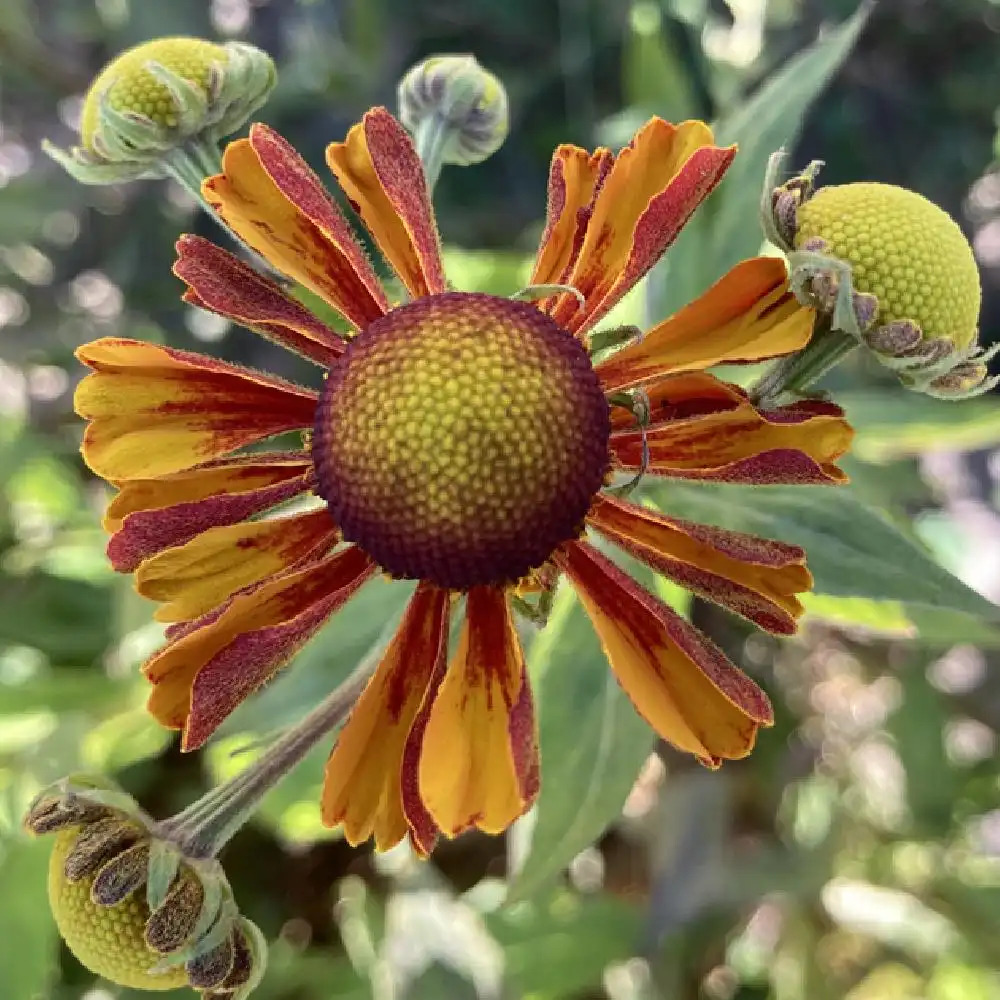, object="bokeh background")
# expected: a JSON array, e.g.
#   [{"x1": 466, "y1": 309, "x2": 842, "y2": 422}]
[{"x1": 3, "y1": 1, "x2": 1000, "y2": 998}]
